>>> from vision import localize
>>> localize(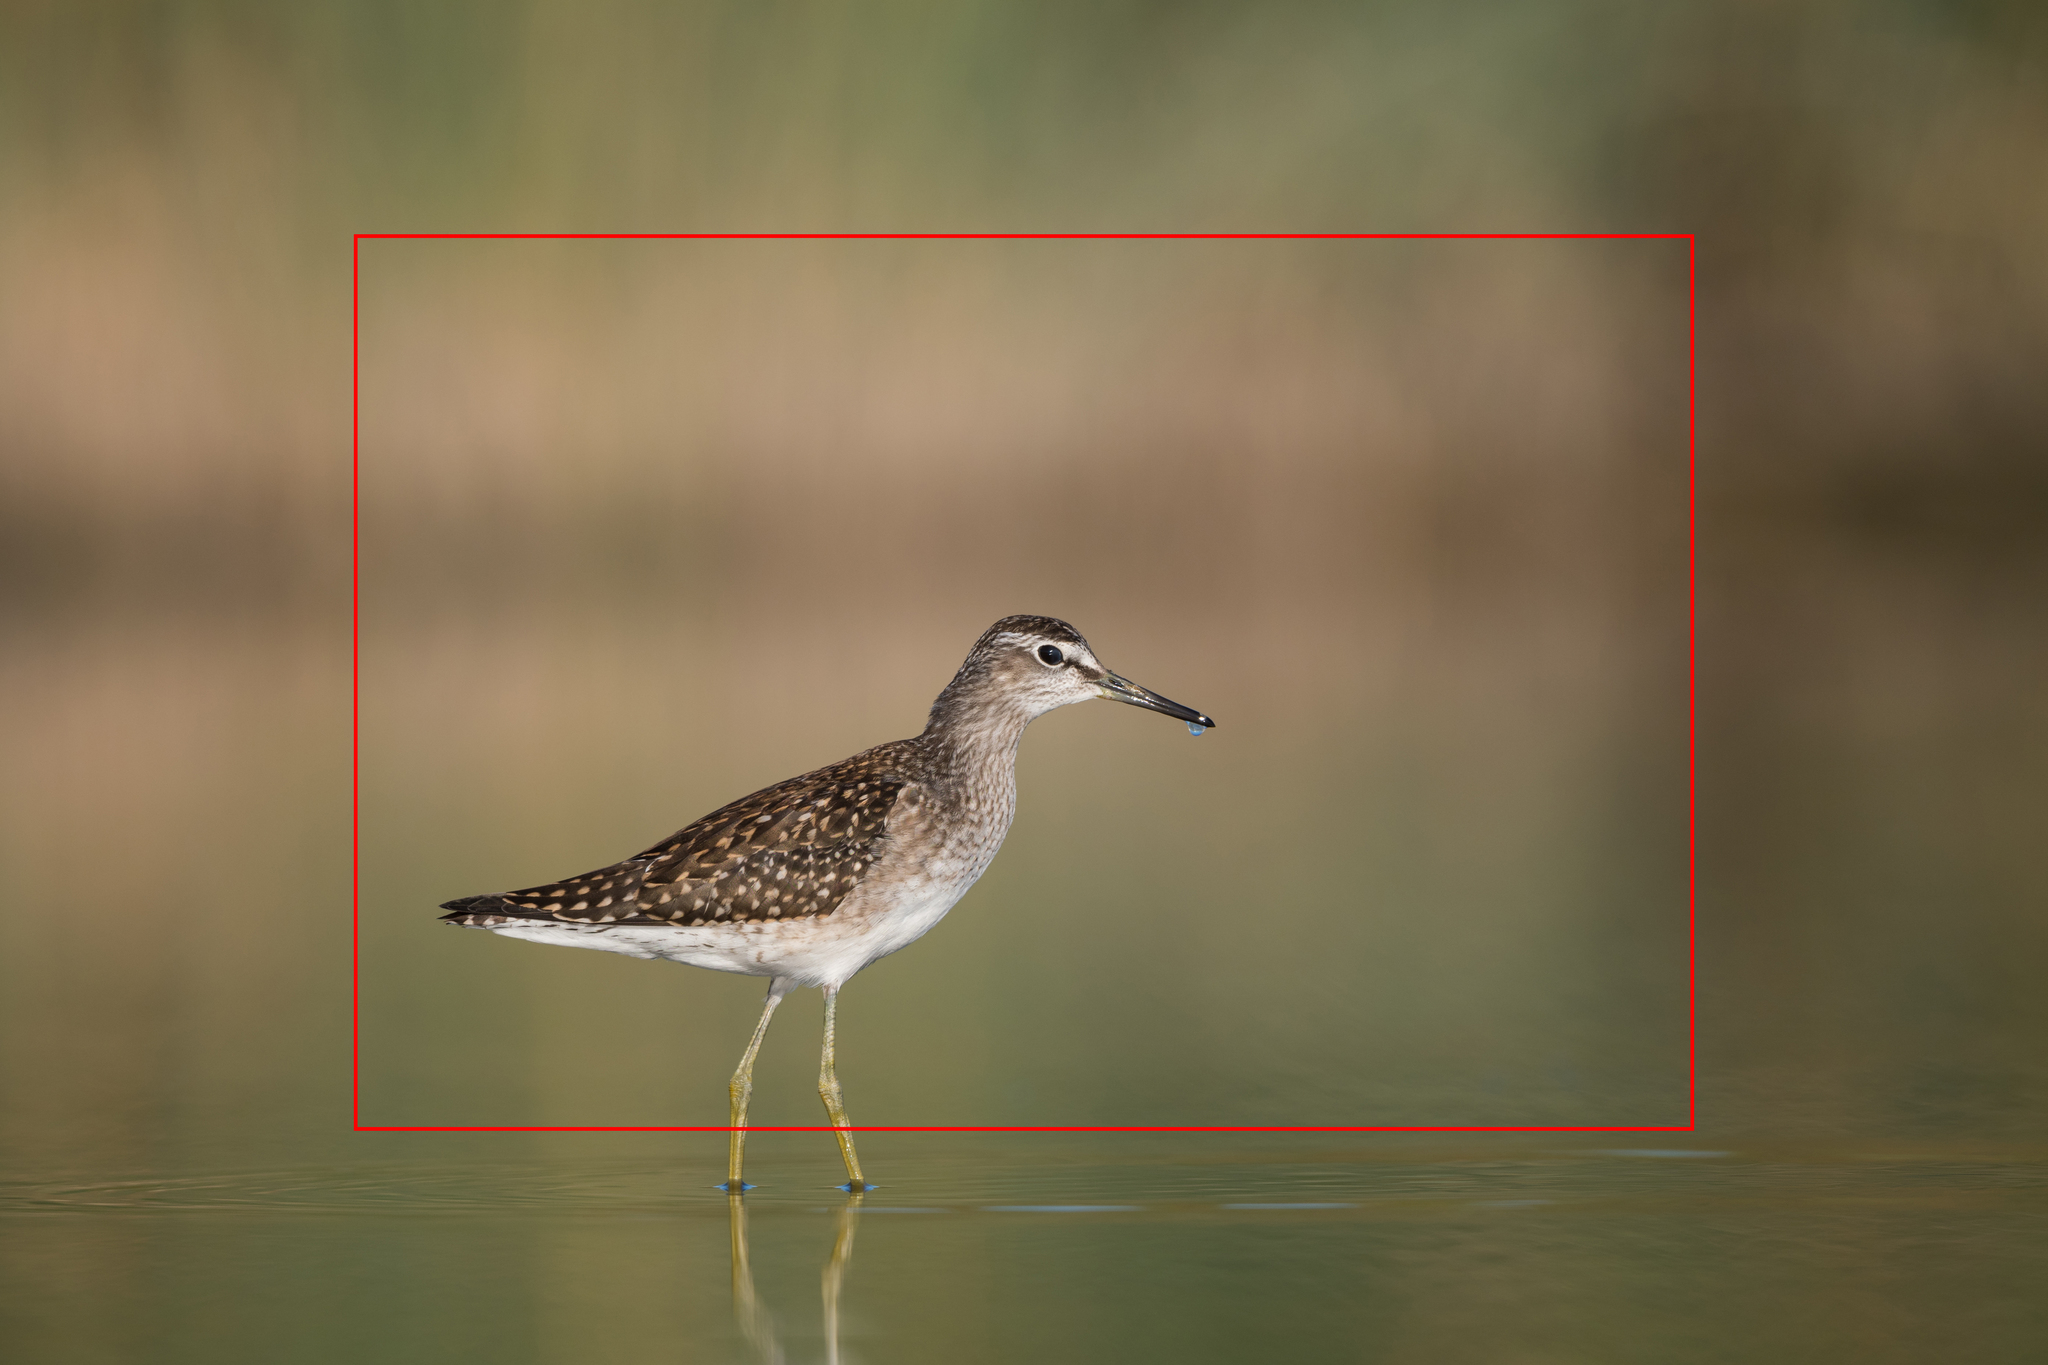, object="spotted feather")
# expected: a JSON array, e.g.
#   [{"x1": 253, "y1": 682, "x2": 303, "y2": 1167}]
[{"x1": 439, "y1": 752, "x2": 915, "y2": 929}]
